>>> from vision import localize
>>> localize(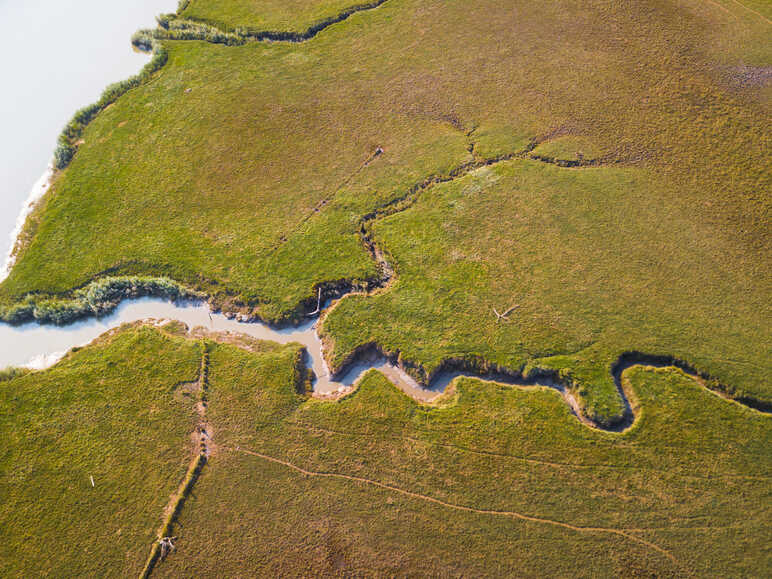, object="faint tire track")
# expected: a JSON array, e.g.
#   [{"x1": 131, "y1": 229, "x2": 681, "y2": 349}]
[{"x1": 225, "y1": 444, "x2": 685, "y2": 571}]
